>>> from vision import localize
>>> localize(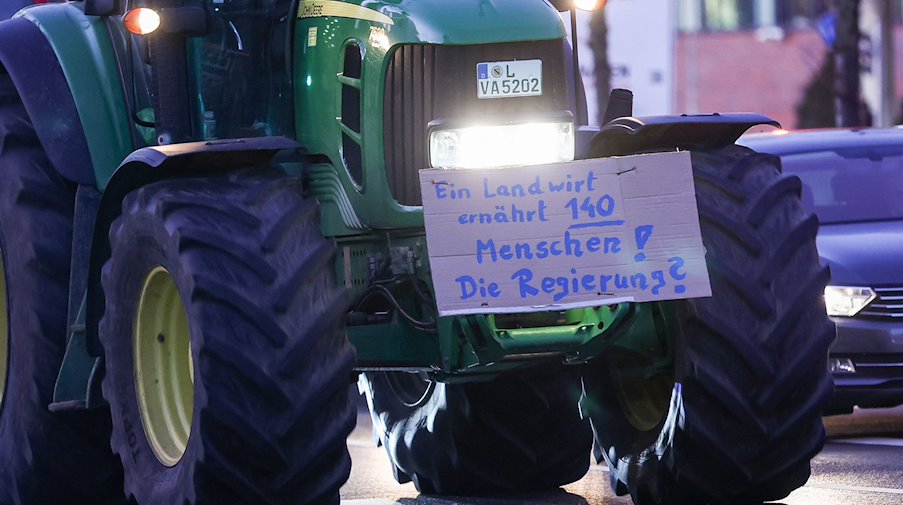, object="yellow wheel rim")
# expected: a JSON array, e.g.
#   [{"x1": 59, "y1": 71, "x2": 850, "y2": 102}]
[
  {"x1": 0, "y1": 252, "x2": 8, "y2": 412},
  {"x1": 134, "y1": 266, "x2": 194, "y2": 467},
  {"x1": 611, "y1": 354, "x2": 673, "y2": 432}
]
